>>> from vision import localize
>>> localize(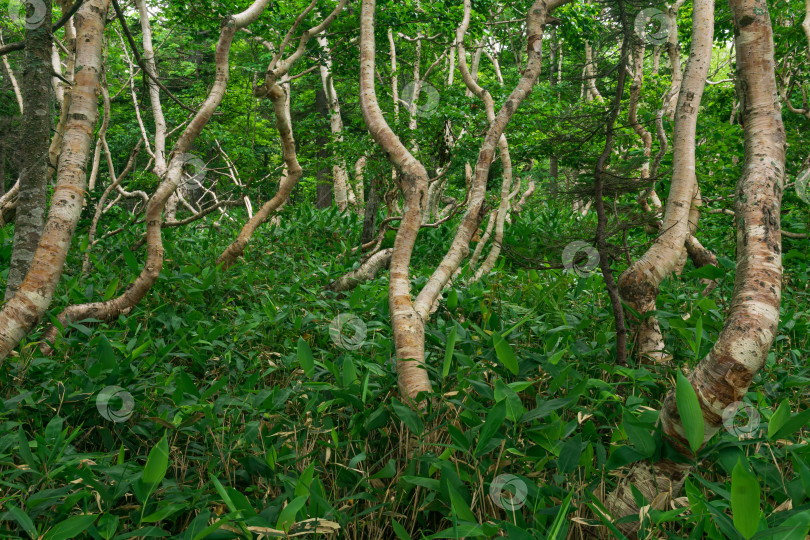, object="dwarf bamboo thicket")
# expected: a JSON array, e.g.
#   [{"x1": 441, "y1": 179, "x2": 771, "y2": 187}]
[{"x1": 0, "y1": 0, "x2": 805, "y2": 537}]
